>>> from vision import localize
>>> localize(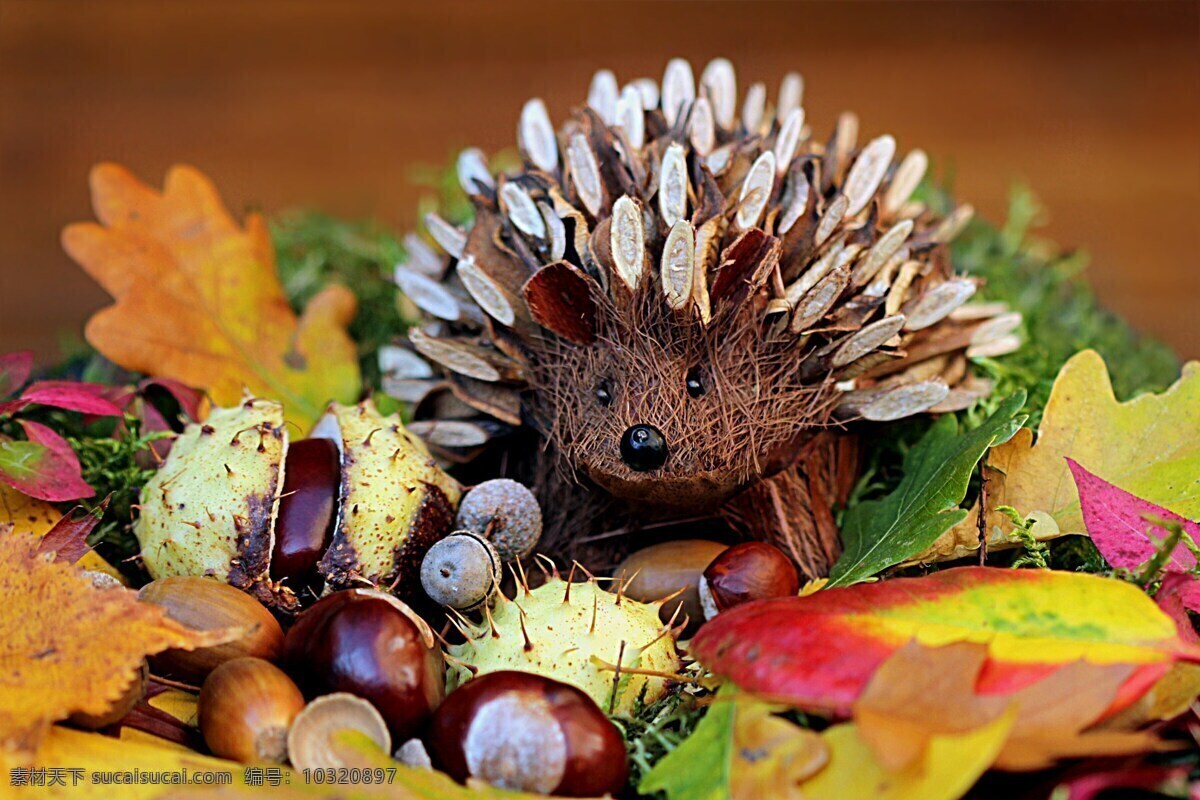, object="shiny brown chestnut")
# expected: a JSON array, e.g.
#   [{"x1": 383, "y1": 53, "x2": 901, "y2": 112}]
[
  {"x1": 281, "y1": 589, "x2": 444, "y2": 743},
  {"x1": 140, "y1": 576, "x2": 284, "y2": 681},
  {"x1": 428, "y1": 671, "x2": 627, "y2": 797},
  {"x1": 698, "y1": 541, "x2": 800, "y2": 618},
  {"x1": 270, "y1": 438, "x2": 340, "y2": 590},
  {"x1": 198, "y1": 657, "x2": 305, "y2": 763}
]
